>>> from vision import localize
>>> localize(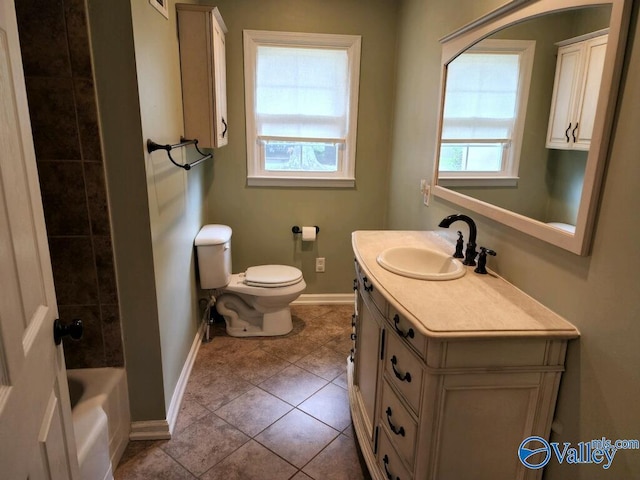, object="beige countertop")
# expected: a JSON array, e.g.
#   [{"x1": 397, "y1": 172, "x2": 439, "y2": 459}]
[{"x1": 352, "y1": 230, "x2": 580, "y2": 340}]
